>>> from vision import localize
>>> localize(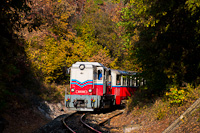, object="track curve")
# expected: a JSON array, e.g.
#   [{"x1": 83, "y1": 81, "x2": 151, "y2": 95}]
[
  {"x1": 62, "y1": 109, "x2": 124, "y2": 133},
  {"x1": 62, "y1": 112, "x2": 102, "y2": 133},
  {"x1": 81, "y1": 114, "x2": 102, "y2": 133}
]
